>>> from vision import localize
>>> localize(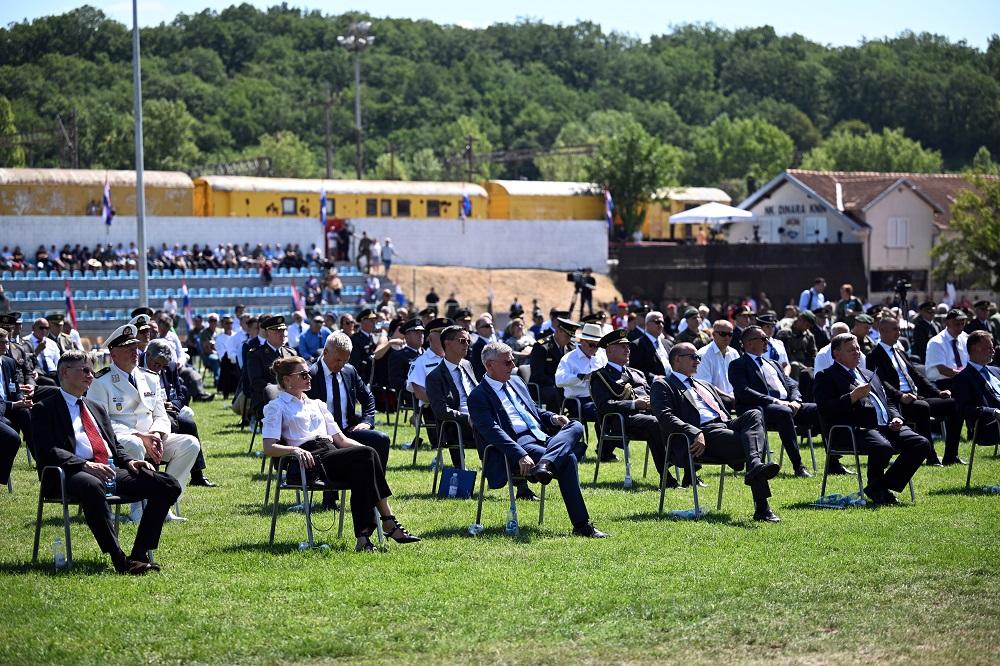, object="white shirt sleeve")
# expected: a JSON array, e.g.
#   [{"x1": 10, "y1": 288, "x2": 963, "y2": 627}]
[{"x1": 261, "y1": 398, "x2": 283, "y2": 440}]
